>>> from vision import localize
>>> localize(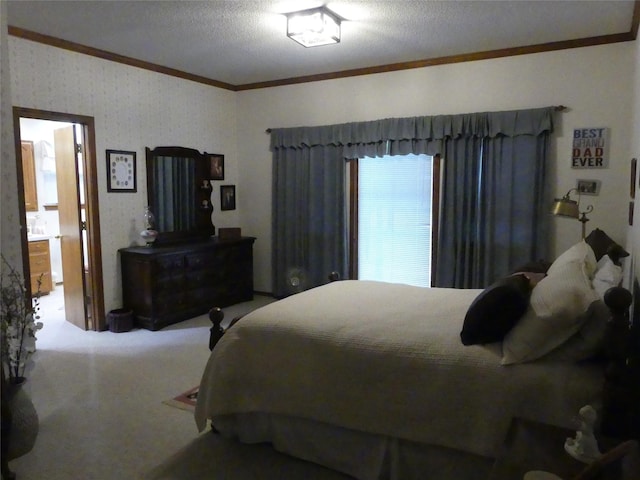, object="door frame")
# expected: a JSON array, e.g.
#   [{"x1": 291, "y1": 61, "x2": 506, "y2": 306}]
[{"x1": 13, "y1": 107, "x2": 106, "y2": 331}]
